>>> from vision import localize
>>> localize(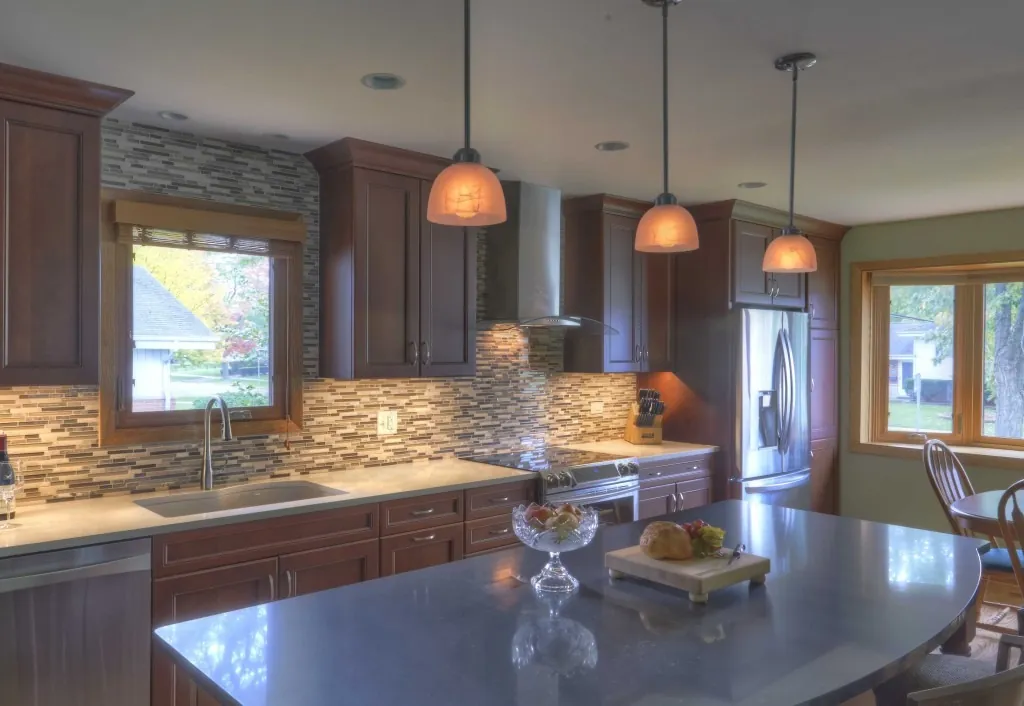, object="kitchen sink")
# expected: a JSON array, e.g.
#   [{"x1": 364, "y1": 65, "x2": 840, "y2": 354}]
[{"x1": 134, "y1": 481, "x2": 347, "y2": 518}]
